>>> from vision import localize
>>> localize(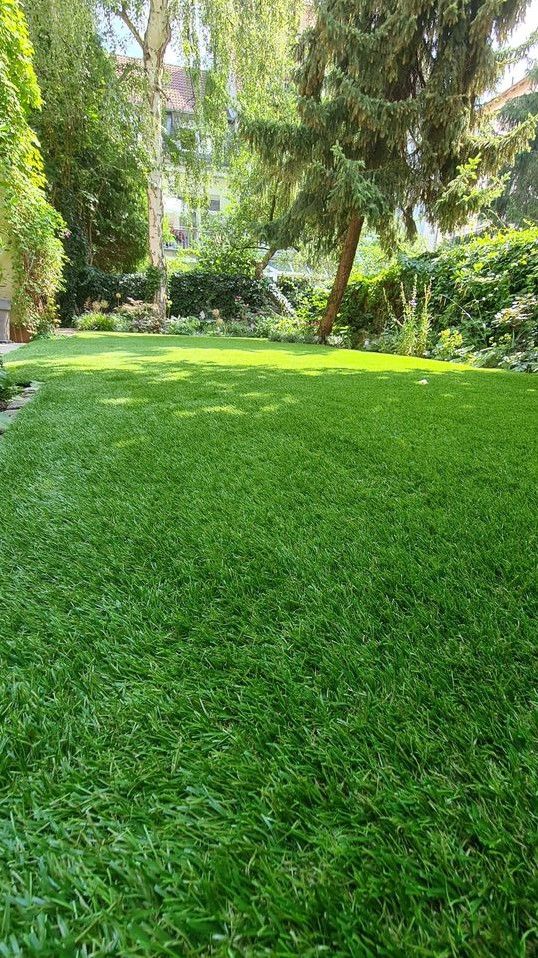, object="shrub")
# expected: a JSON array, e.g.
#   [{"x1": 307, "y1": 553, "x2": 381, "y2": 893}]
[
  {"x1": 193, "y1": 214, "x2": 257, "y2": 275},
  {"x1": 114, "y1": 300, "x2": 164, "y2": 333},
  {"x1": 276, "y1": 275, "x2": 318, "y2": 308},
  {"x1": 221, "y1": 315, "x2": 278, "y2": 339},
  {"x1": 492, "y1": 293, "x2": 538, "y2": 347},
  {"x1": 168, "y1": 273, "x2": 275, "y2": 320},
  {"x1": 467, "y1": 291, "x2": 538, "y2": 371},
  {"x1": 498, "y1": 348, "x2": 538, "y2": 373},
  {"x1": 224, "y1": 321, "x2": 255, "y2": 337},
  {"x1": 339, "y1": 228, "x2": 538, "y2": 348},
  {"x1": 268, "y1": 317, "x2": 318, "y2": 344},
  {"x1": 383, "y1": 279, "x2": 432, "y2": 357},
  {"x1": 339, "y1": 264, "x2": 401, "y2": 336},
  {"x1": 254, "y1": 315, "x2": 280, "y2": 338},
  {"x1": 74, "y1": 312, "x2": 116, "y2": 331},
  {"x1": 0, "y1": 359, "x2": 16, "y2": 406},
  {"x1": 422, "y1": 229, "x2": 538, "y2": 336},
  {"x1": 166, "y1": 317, "x2": 201, "y2": 335},
  {"x1": 432, "y1": 327, "x2": 464, "y2": 360},
  {"x1": 61, "y1": 265, "x2": 155, "y2": 323}
]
